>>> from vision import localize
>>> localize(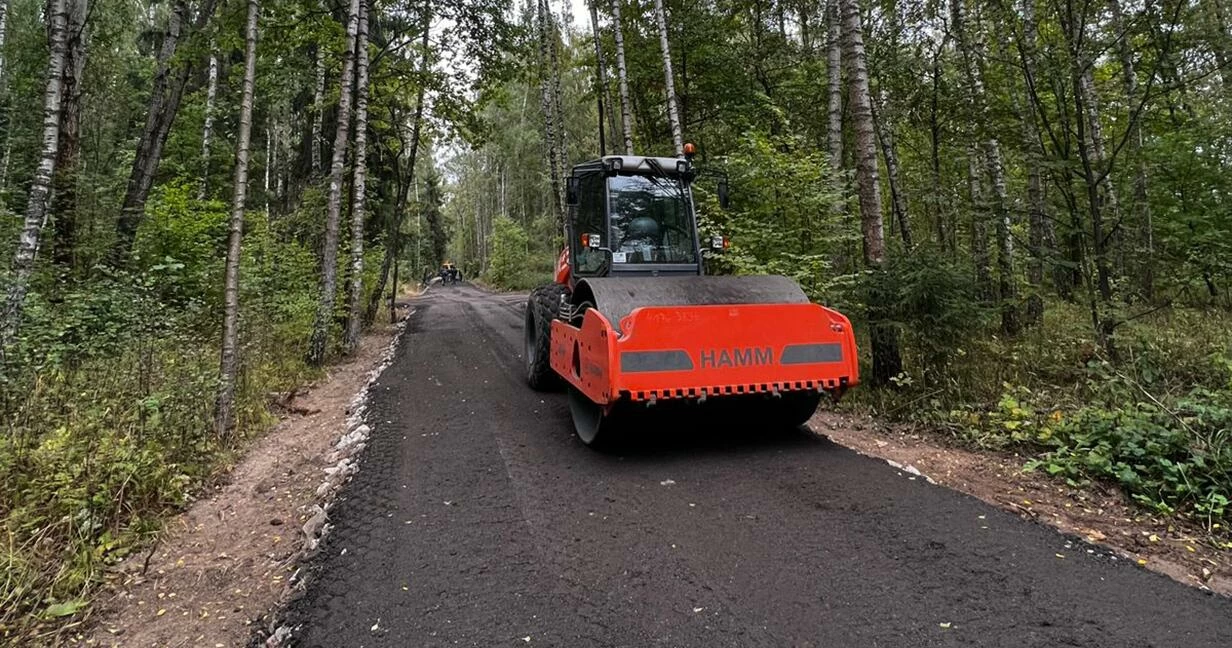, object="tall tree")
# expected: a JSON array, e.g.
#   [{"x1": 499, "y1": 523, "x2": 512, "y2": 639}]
[
  {"x1": 1019, "y1": 0, "x2": 1047, "y2": 325},
  {"x1": 840, "y1": 0, "x2": 900, "y2": 386},
  {"x1": 825, "y1": 0, "x2": 841, "y2": 168},
  {"x1": 111, "y1": 0, "x2": 219, "y2": 264},
  {"x1": 652, "y1": 0, "x2": 683, "y2": 155},
  {"x1": 587, "y1": 0, "x2": 609, "y2": 154},
  {"x1": 307, "y1": 0, "x2": 363, "y2": 366},
  {"x1": 872, "y1": 89, "x2": 911, "y2": 249},
  {"x1": 536, "y1": 0, "x2": 563, "y2": 222},
  {"x1": 609, "y1": 0, "x2": 634, "y2": 154},
  {"x1": 1, "y1": 0, "x2": 69, "y2": 349},
  {"x1": 311, "y1": 0, "x2": 327, "y2": 175},
  {"x1": 50, "y1": 0, "x2": 89, "y2": 271},
  {"x1": 199, "y1": 47, "x2": 218, "y2": 199},
  {"x1": 215, "y1": 0, "x2": 261, "y2": 437},
  {"x1": 951, "y1": 0, "x2": 1018, "y2": 335},
  {"x1": 1109, "y1": 0, "x2": 1153, "y2": 298},
  {"x1": 343, "y1": 0, "x2": 372, "y2": 354},
  {"x1": 365, "y1": 1, "x2": 431, "y2": 326}
]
